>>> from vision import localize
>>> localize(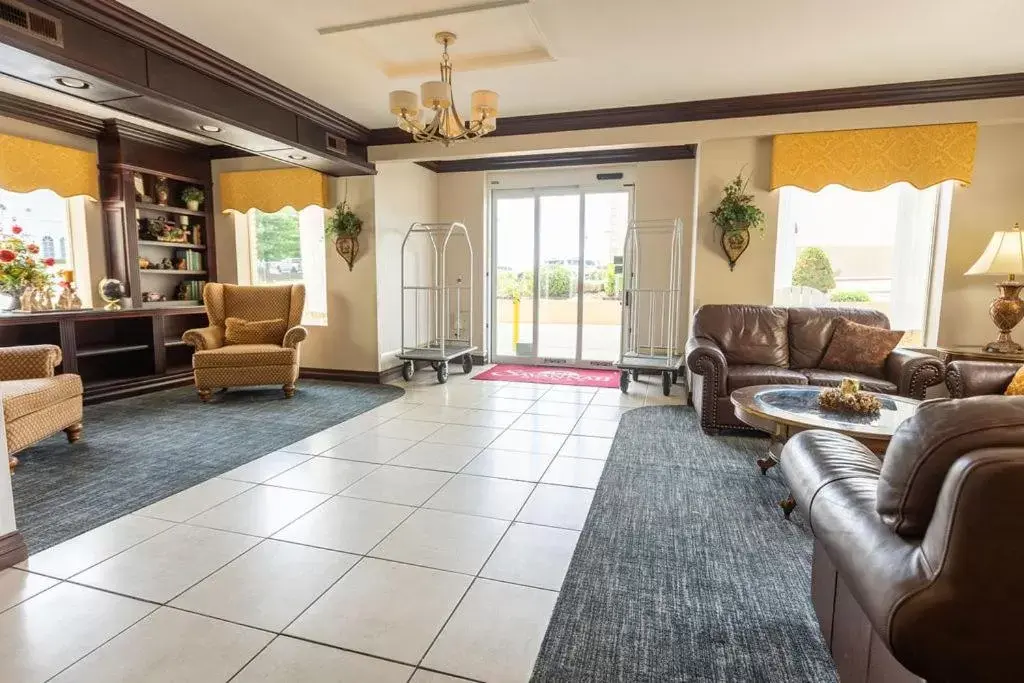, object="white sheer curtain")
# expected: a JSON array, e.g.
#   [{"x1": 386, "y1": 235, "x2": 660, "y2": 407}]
[
  {"x1": 297, "y1": 207, "x2": 327, "y2": 326},
  {"x1": 888, "y1": 184, "x2": 939, "y2": 331}
]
